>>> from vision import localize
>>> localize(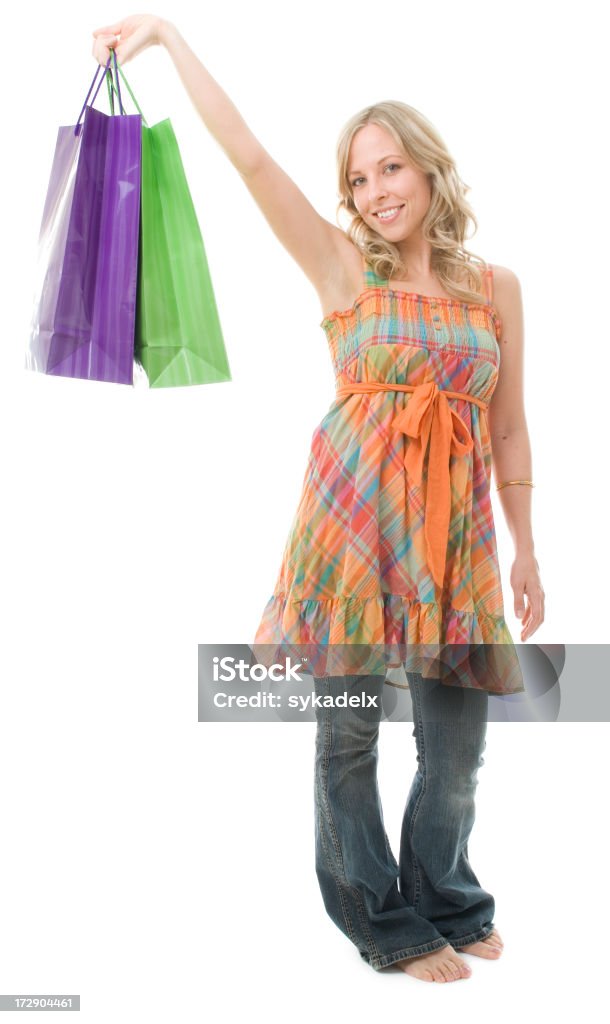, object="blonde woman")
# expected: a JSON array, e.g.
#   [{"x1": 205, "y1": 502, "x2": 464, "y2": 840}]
[{"x1": 92, "y1": 15, "x2": 544, "y2": 983}]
